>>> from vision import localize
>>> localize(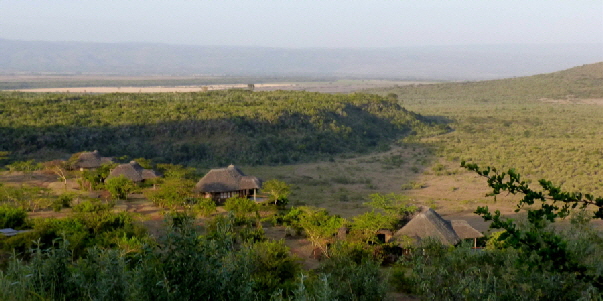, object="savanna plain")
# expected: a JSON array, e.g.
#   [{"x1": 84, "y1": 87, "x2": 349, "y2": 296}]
[{"x1": 1, "y1": 62, "x2": 603, "y2": 300}]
